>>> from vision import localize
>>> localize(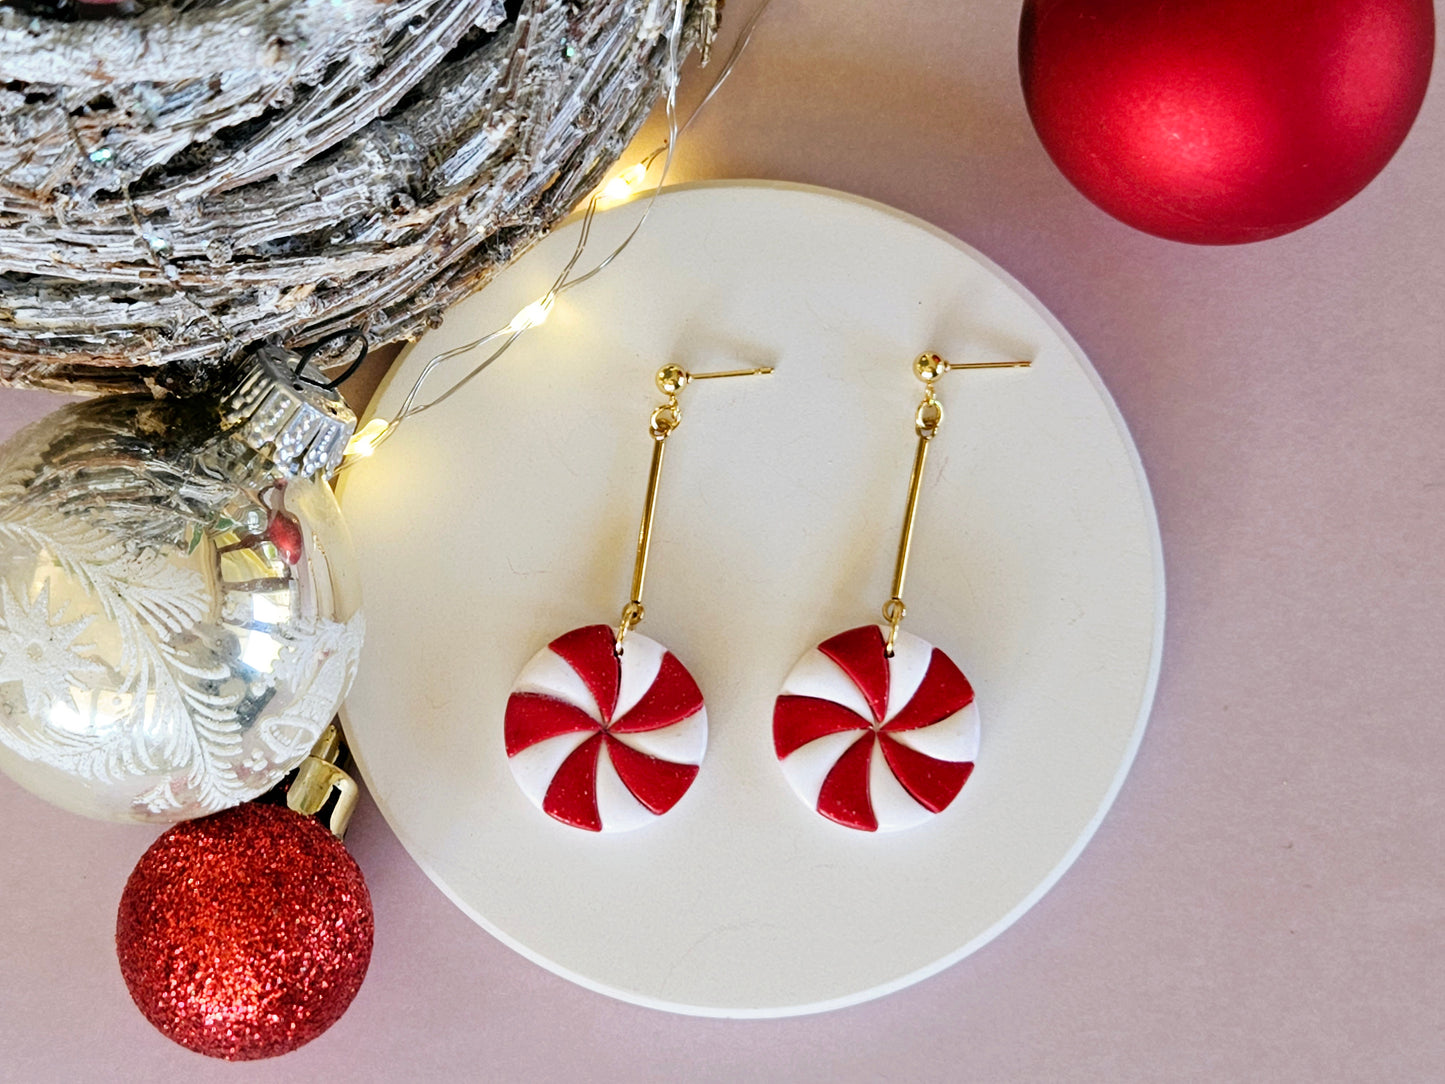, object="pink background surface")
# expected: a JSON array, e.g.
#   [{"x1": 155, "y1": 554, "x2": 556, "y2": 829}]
[{"x1": 2, "y1": 2, "x2": 1442, "y2": 1079}]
